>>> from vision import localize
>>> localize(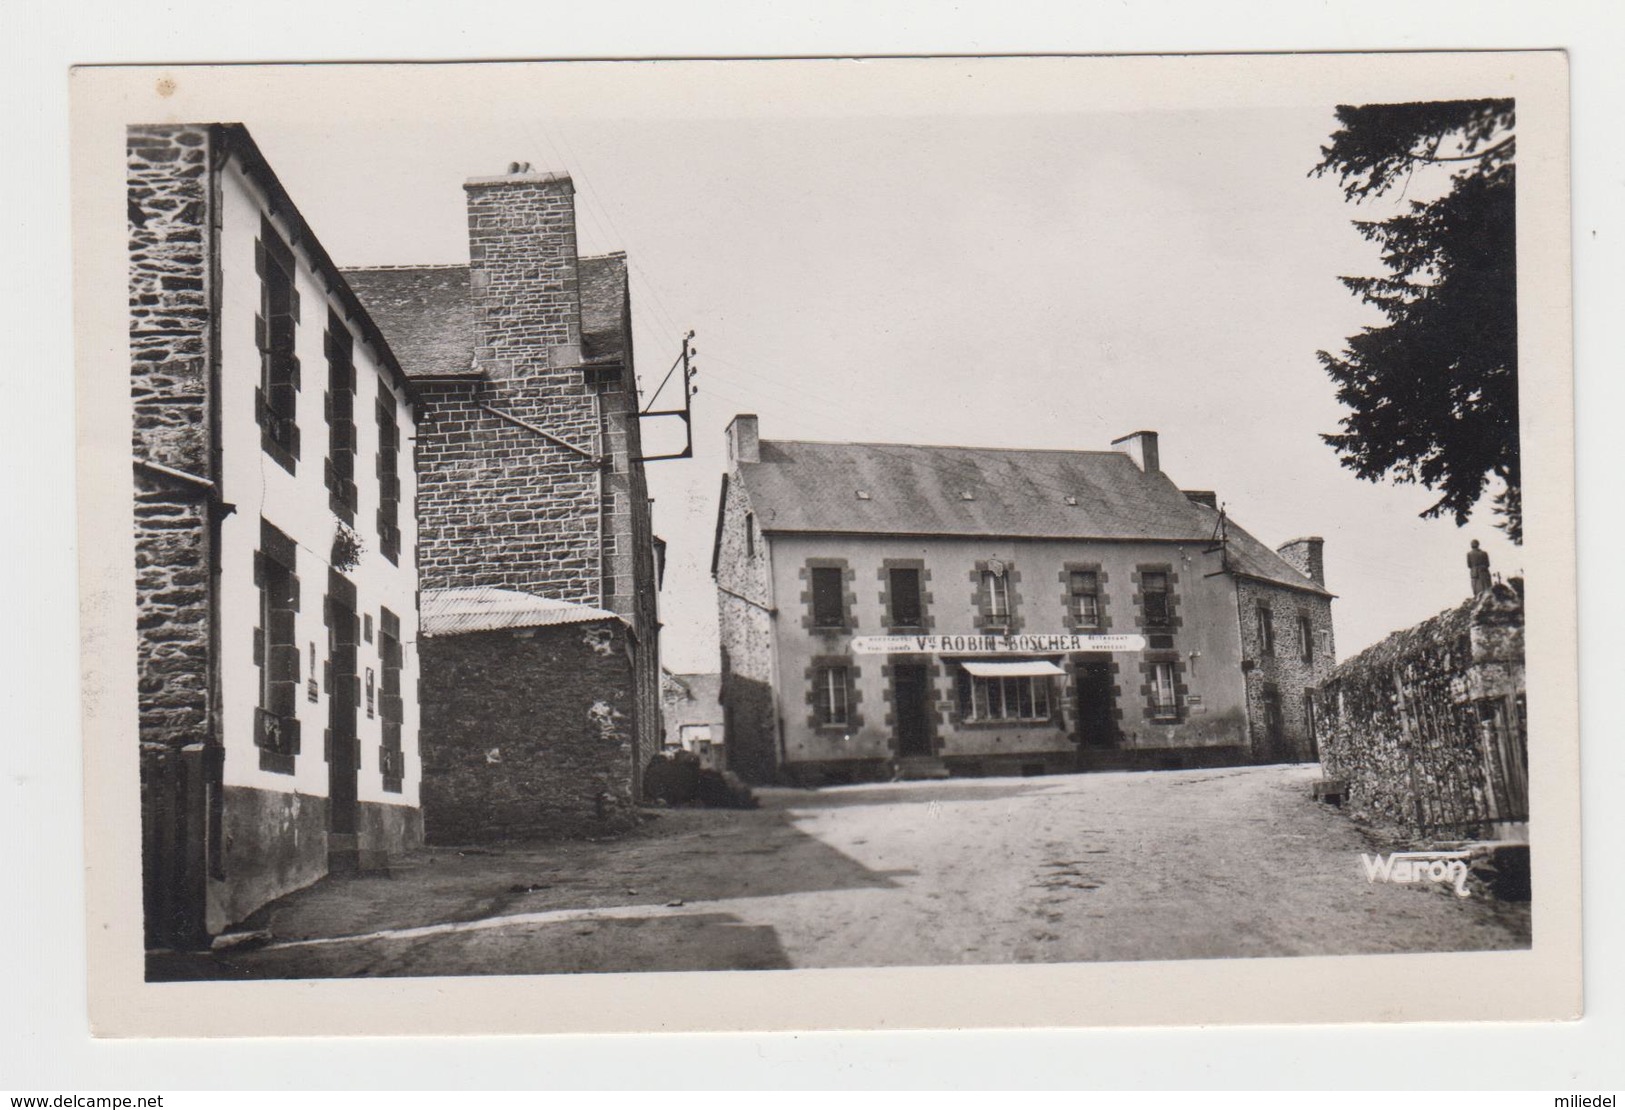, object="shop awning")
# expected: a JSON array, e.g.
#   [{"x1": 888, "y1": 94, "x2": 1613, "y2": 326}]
[{"x1": 959, "y1": 660, "x2": 1066, "y2": 678}]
